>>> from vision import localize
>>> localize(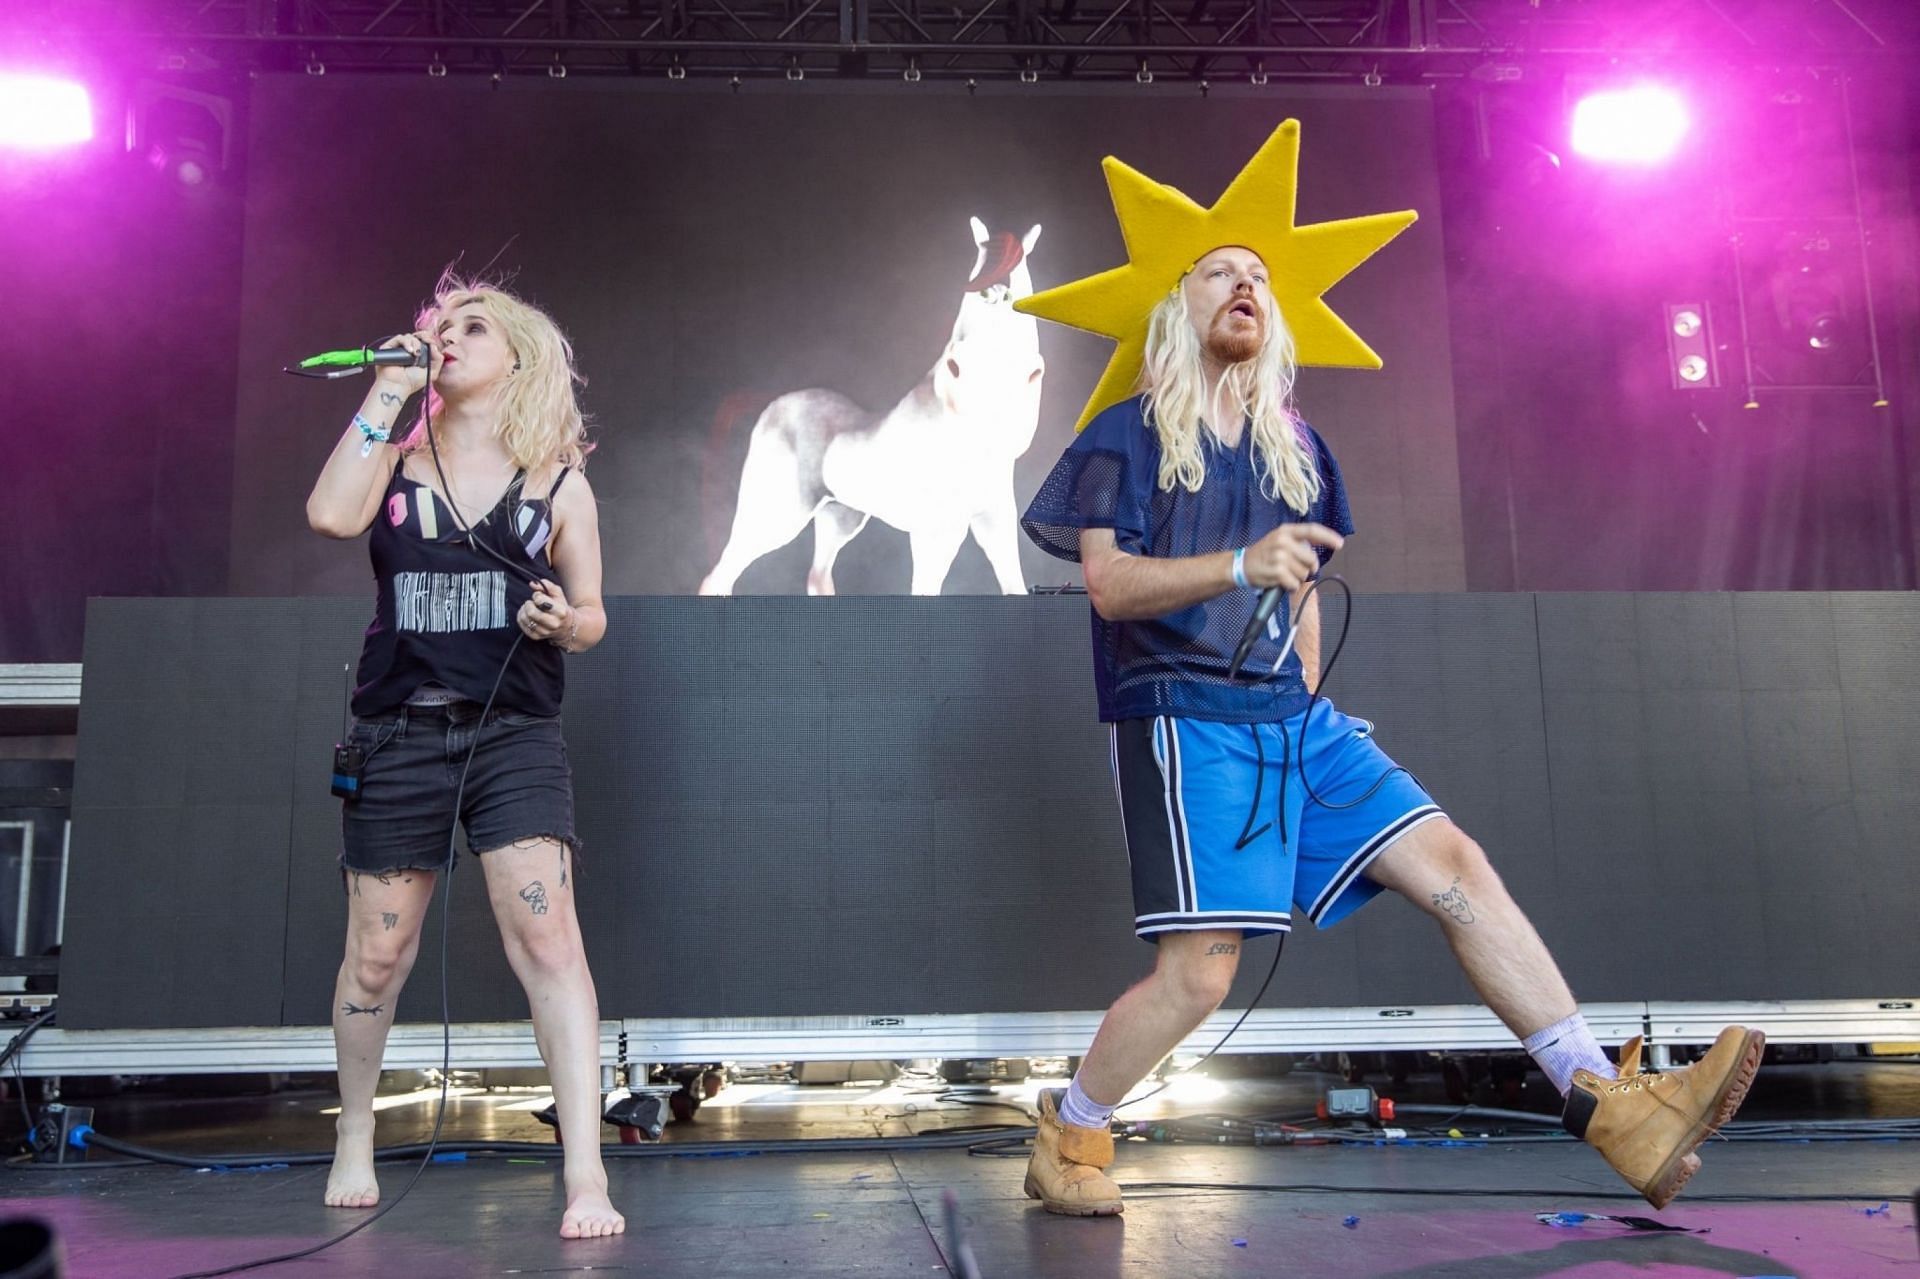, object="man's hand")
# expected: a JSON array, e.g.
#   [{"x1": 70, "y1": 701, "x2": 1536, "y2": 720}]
[{"x1": 1242, "y1": 523, "x2": 1344, "y2": 592}]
